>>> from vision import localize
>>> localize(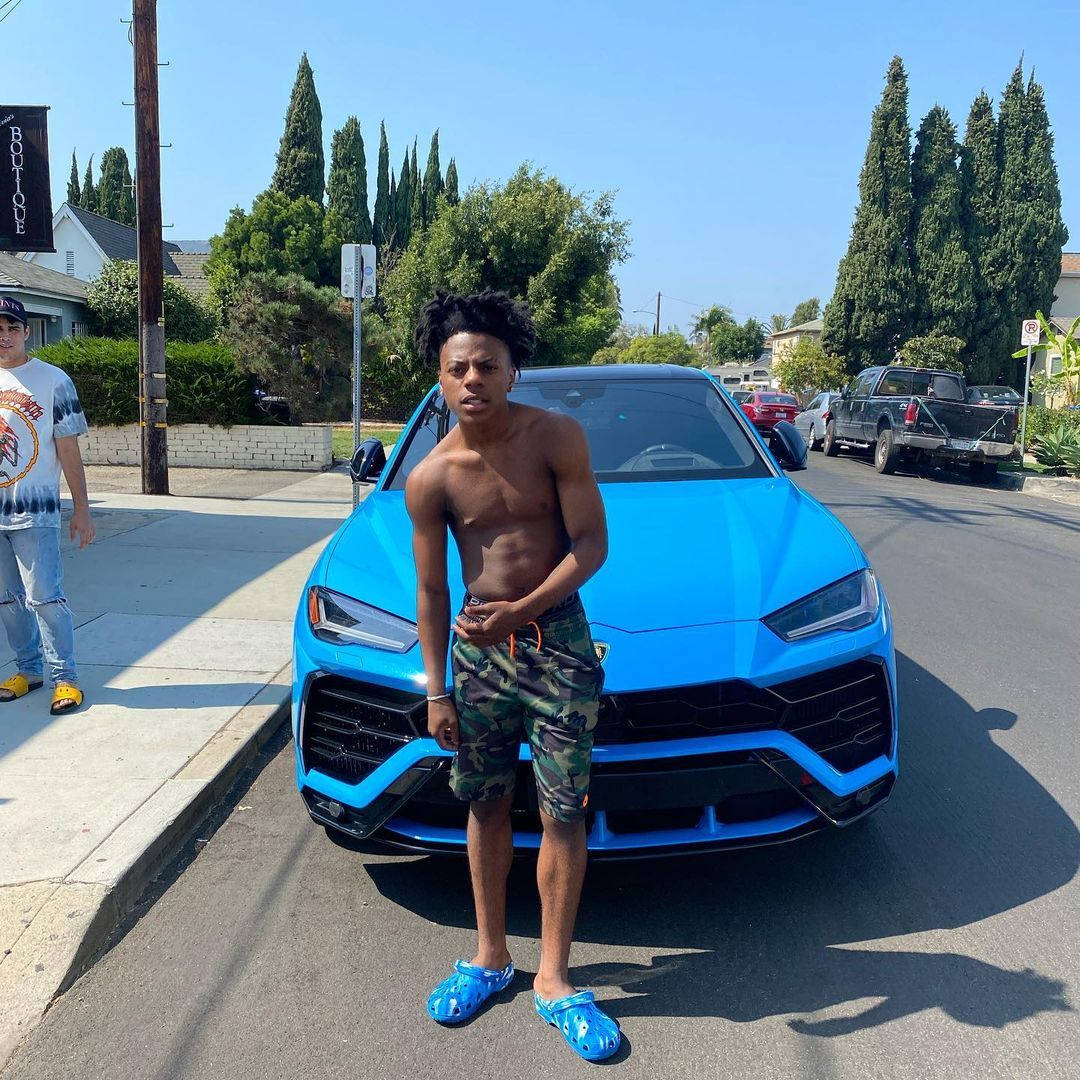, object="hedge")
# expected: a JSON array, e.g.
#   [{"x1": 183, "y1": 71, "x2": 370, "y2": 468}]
[
  {"x1": 35, "y1": 337, "x2": 262, "y2": 427},
  {"x1": 1018, "y1": 405, "x2": 1080, "y2": 450}
]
